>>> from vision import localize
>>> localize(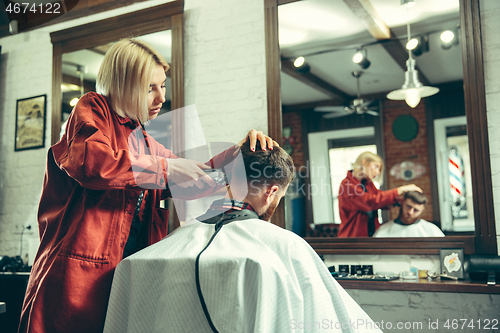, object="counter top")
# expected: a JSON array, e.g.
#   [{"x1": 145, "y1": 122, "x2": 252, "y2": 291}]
[{"x1": 337, "y1": 277, "x2": 500, "y2": 294}]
